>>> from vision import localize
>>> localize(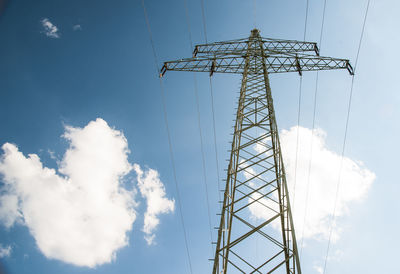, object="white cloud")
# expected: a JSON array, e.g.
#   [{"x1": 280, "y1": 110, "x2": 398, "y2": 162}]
[
  {"x1": 0, "y1": 244, "x2": 11, "y2": 258},
  {"x1": 133, "y1": 164, "x2": 174, "y2": 245},
  {"x1": 0, "y1": 119, "x2": 135, "y2": 267},
  {"x1": 47, "y1": 149, "x2": 57, "y2": 160},
  {"x1": 72, "y1": 24, "x2": 82, "y2": 31},
  {"x1": 0, "y1": 118, "x2": 174, "y2": 267},
  {"x1": 0, "y1": 194, "x2": 21, "y2": 227},
  {"x1": 248, "y1": 126, "x2": 375, "y2": 243},
  {"x1": 313, "y1": 265, "x2": 323, "y2": 274},
  {"x1": 41, "y1": 18, "x2": 60, "y2": 38}
]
